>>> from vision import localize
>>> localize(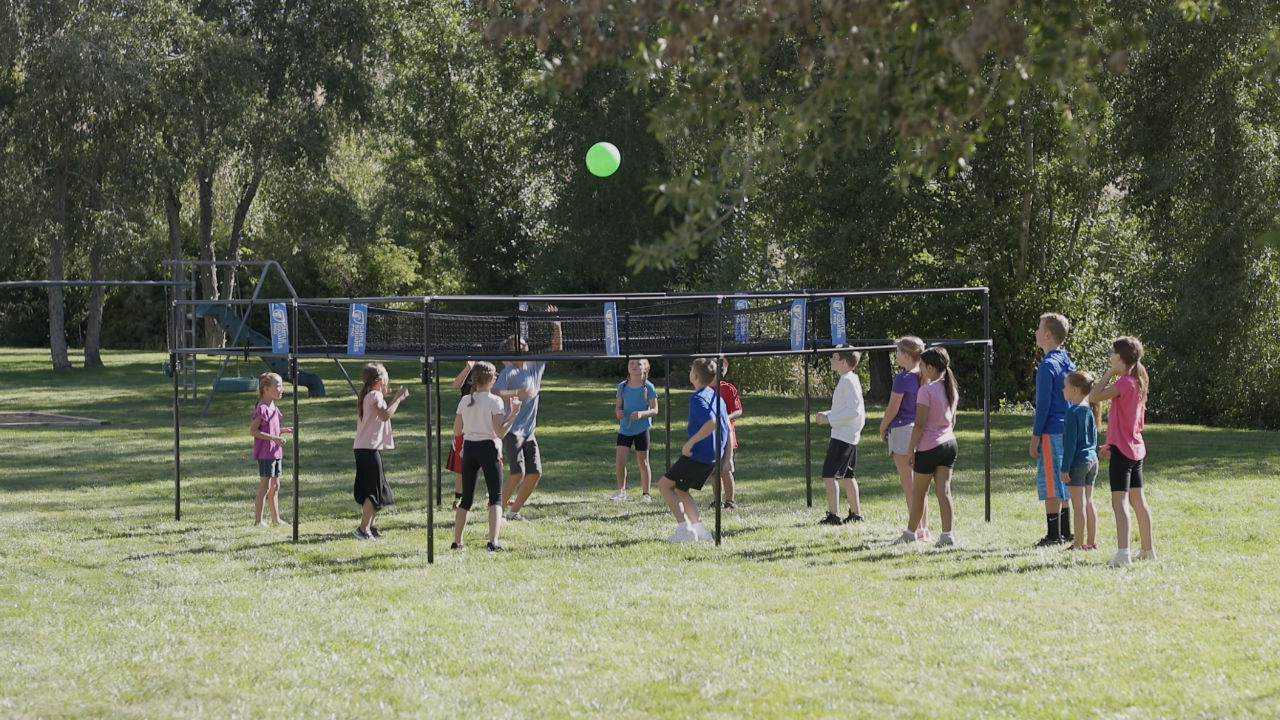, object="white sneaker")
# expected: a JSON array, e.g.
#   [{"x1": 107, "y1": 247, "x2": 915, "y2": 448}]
[
  {"x1": 892, "y1": 529, "x2": 916, "y2": 545},
  {"x1": 1108, "y1": 550, "x2": 1132, "y2": 567},
  {"x1": 692, "y1": 522, "x2": 713, "y2": 542},
  {"x1": 608, "y1": 490, "x2": 627, "y2": 501},
  {"x1": 934, "y1": 533, "x2": 956, "y2": 548},
  {"x1": 1136, "y1": 548, "x2": 1157, "y2": 560},
  {"x1": 665, "y1": 524, "x2": 696, "y2": 543},
  {"x1": 504, "y1": 510, "x2": 528, "y2": 522},
  {"x1": 641, "y1": 494, "x2": 653, "y2": 503}
]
